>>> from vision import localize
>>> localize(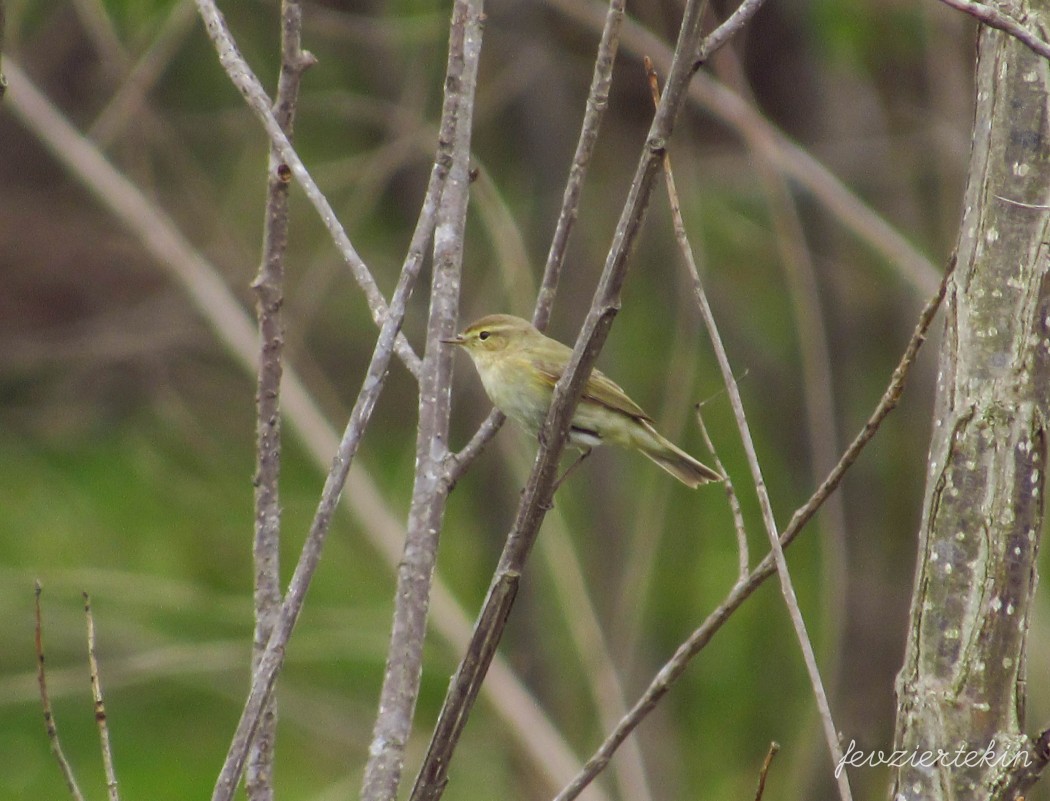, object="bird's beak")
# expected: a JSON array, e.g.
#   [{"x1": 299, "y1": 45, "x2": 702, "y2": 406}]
[{"x1": 441, "y1": 333, "x2": 466, "y2": 346}]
